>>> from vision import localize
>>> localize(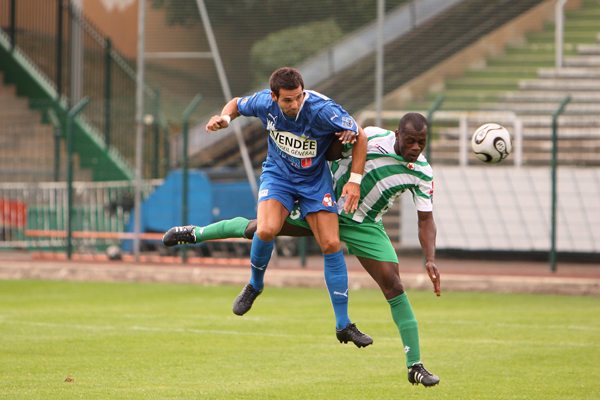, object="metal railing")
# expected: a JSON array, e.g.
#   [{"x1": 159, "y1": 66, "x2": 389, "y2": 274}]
[{"x1": 0, "y1": 179, "x2": 162, "y2": 250}]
